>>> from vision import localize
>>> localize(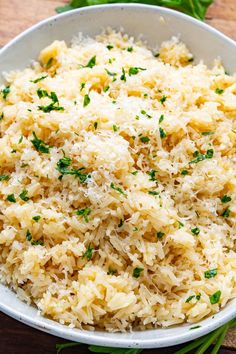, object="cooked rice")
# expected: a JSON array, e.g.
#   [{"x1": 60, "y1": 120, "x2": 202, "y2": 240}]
[{"x1": 0, "y1": 30, "x2": 236, "y2": 332}]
